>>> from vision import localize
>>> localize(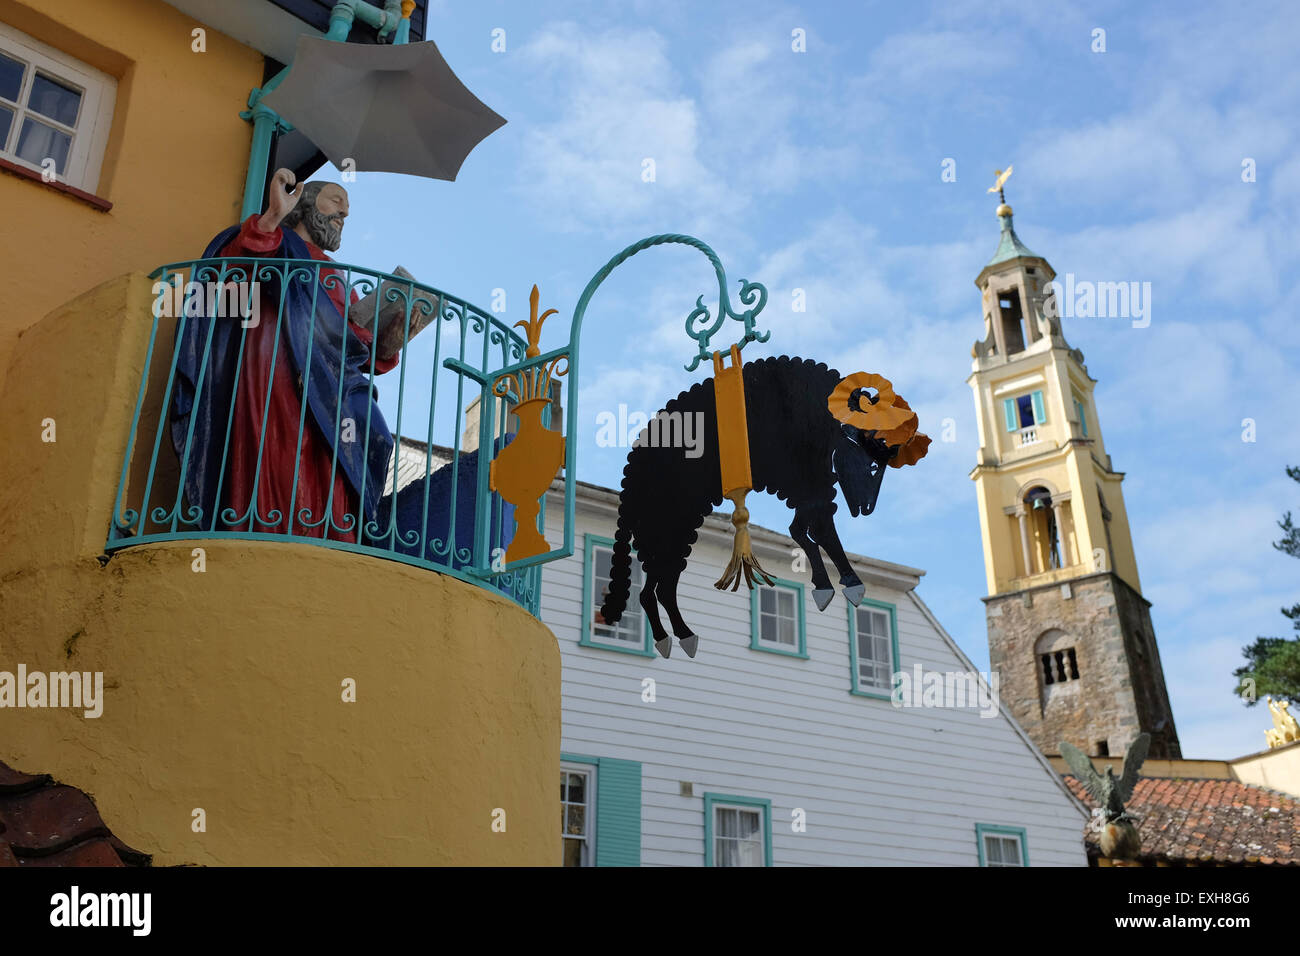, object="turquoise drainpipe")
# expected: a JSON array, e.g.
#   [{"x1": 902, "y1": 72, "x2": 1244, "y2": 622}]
[{"x1": 238, "y1": 0, "x2": 412, "y2": 221}]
